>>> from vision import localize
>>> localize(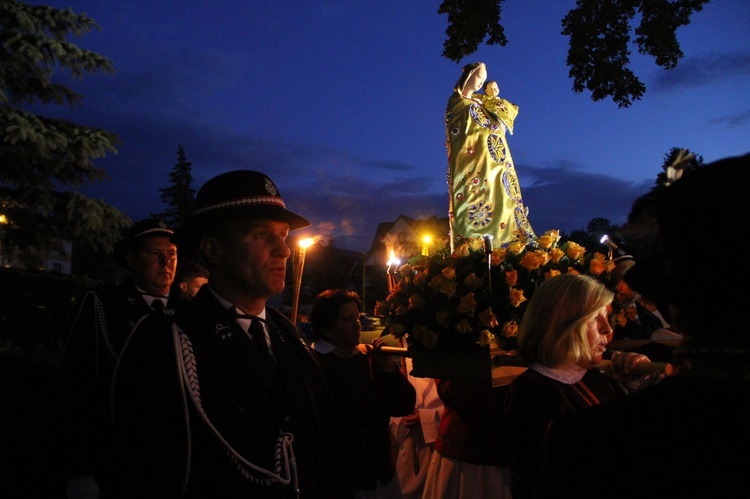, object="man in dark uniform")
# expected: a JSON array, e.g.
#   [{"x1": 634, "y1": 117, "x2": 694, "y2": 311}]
[
  {"x1": 110, "y1": 171, "x2": 354, "y2": 498},
  {"x1": 60, "y1": 218, "x2": 179, "y2": 498}
]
